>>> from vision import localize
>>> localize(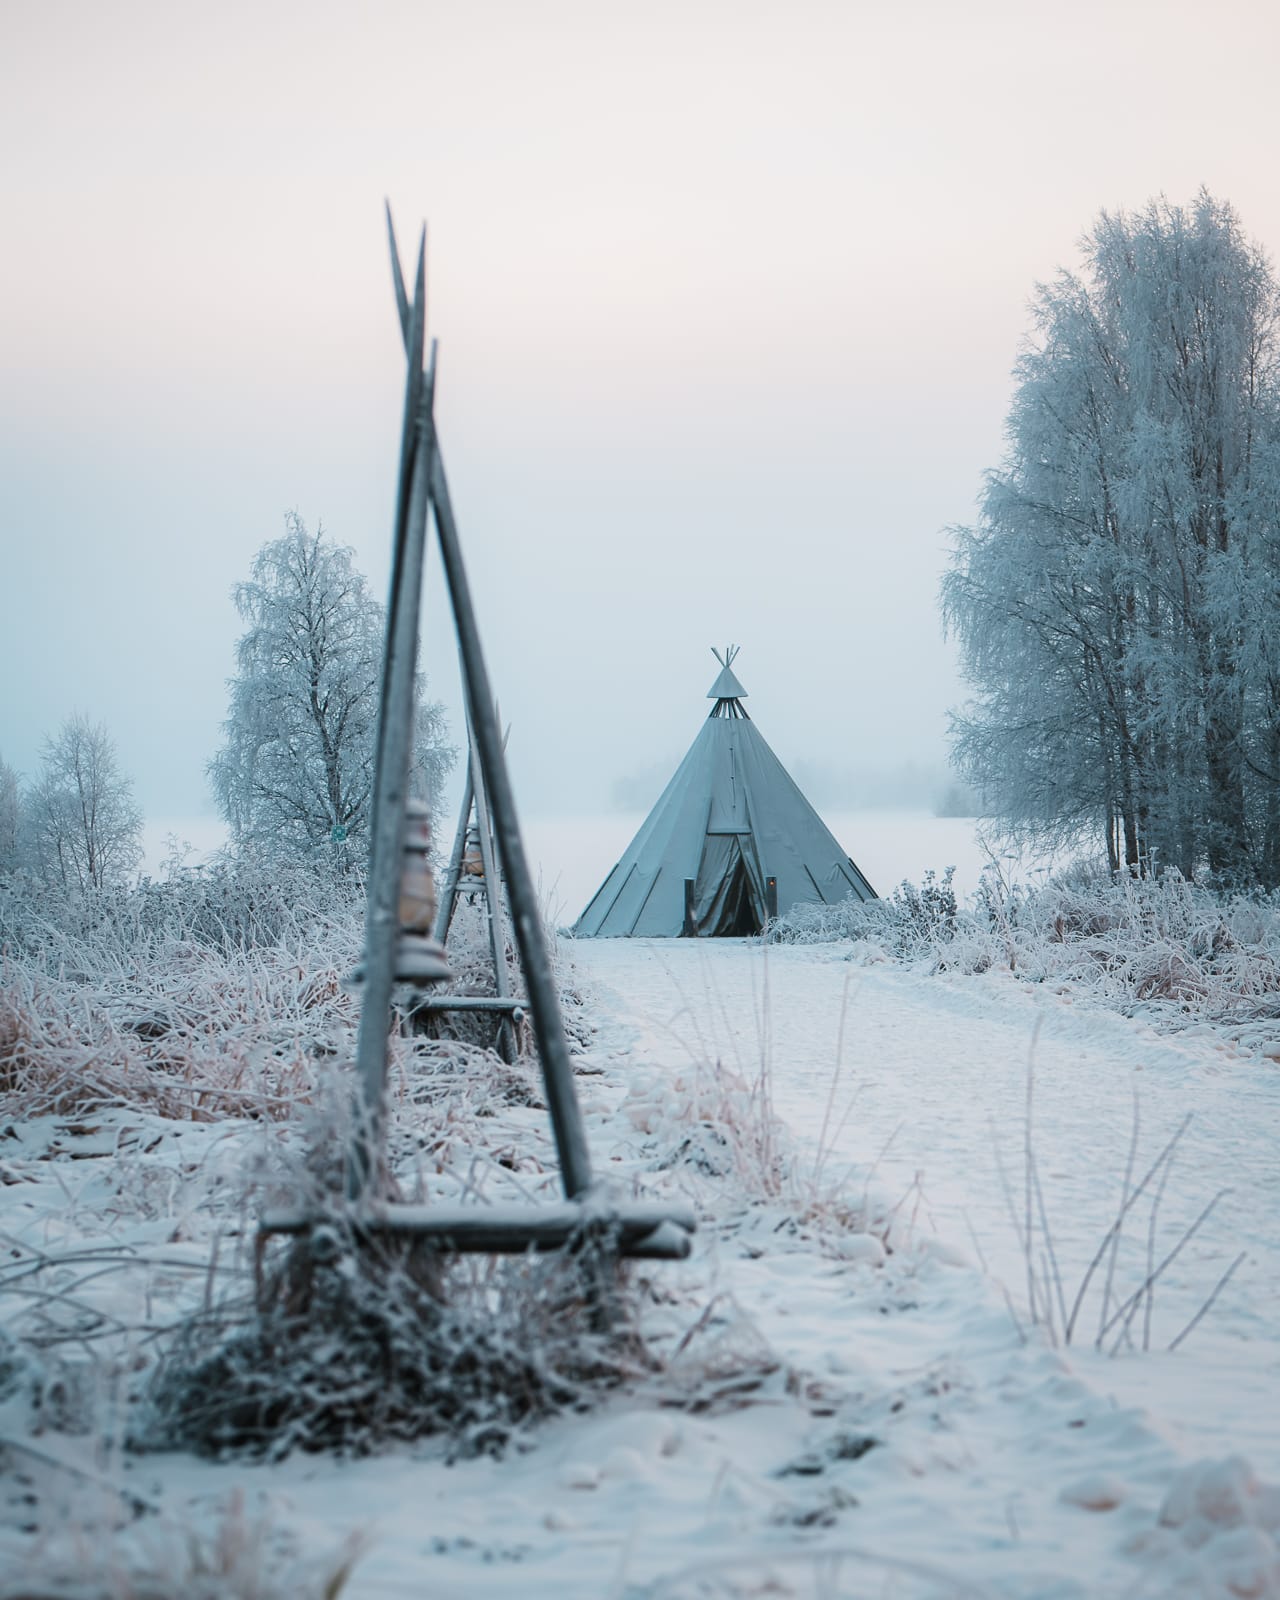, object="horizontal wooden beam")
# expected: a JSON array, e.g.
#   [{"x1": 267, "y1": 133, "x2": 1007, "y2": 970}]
[
  {"x1": 410, "y1": 995, "x2": 527, "y2": 1014},
  {"x1": 259, "y1": 1200, "x2": 698, "y2": 1260}
]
